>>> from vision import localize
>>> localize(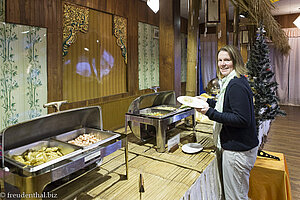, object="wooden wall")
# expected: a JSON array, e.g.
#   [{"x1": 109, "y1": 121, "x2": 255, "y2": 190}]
[
  {"x1": 5, "y1": 0, "x2": 161, "y2": 130},
  {"x1": 274, "y1": 13, "x2": 299, "y2": 28}
]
